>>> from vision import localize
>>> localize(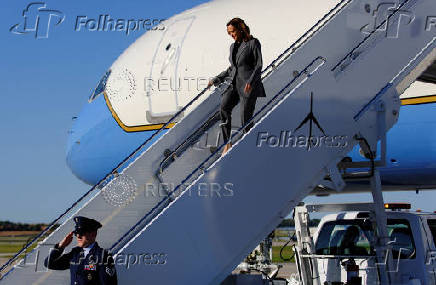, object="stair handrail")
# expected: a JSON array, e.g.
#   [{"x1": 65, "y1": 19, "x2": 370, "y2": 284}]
[
  {"x1": 111, "y1": 56, "x2": 326, "y2": 253},
  {"x1": 0, "y1": 0, "x2": 351, "y2": 277}
]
